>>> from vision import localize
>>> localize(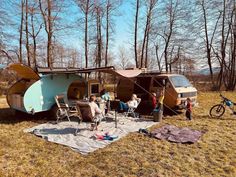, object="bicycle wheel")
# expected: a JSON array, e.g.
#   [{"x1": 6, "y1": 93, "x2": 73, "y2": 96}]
[{"x1": 209, "y1": 104, "x2": 225, "y2": 118}]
